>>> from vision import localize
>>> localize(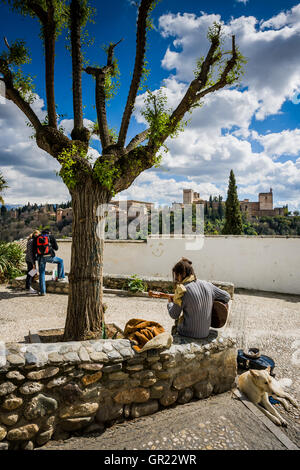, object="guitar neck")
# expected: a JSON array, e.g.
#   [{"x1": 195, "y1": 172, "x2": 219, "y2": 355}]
[{"x1": 148, "y1": 290, "x2": 173, "y2": 299}]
